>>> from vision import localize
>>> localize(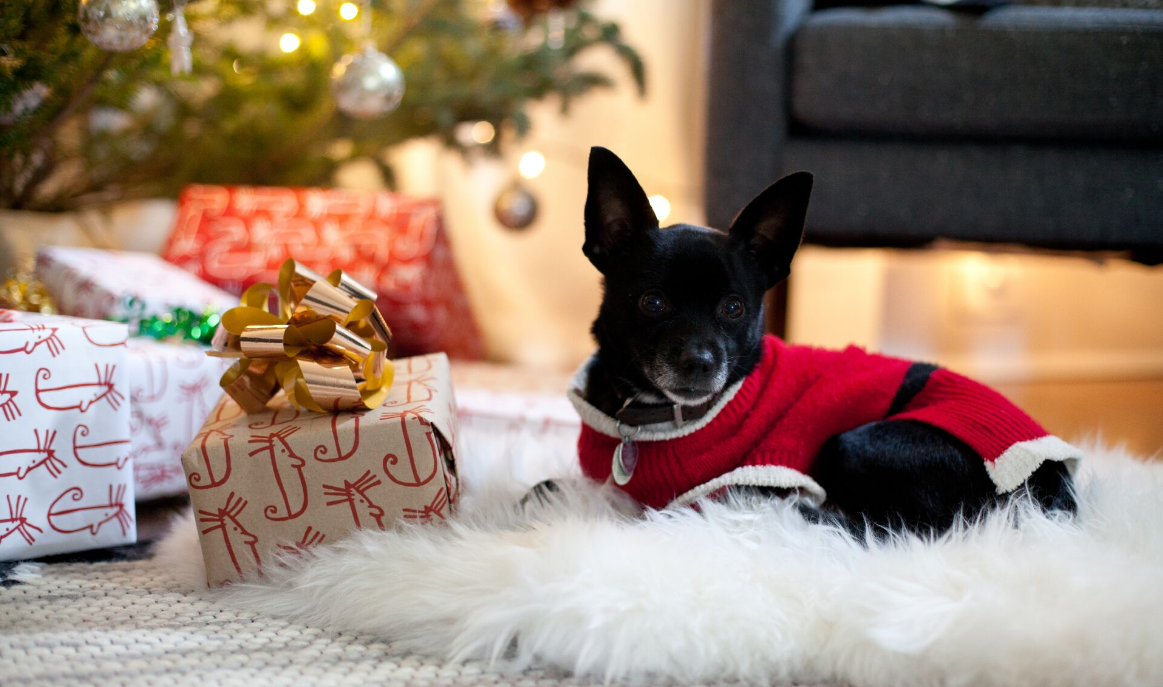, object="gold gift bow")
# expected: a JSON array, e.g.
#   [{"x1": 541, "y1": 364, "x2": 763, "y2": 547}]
[
  {"x1": 209, "y1": 259, "x2": 394, "y2": 413},
  {"x1": 0, "y1": 263, "x2": 57, "y2": 314}
]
